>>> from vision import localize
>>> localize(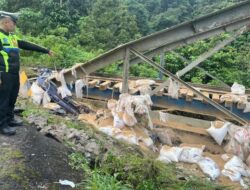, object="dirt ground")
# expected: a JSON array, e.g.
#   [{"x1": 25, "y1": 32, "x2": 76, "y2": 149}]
[{"x1": 0, "y1": 124, "x2": 83, "y2": 190}]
